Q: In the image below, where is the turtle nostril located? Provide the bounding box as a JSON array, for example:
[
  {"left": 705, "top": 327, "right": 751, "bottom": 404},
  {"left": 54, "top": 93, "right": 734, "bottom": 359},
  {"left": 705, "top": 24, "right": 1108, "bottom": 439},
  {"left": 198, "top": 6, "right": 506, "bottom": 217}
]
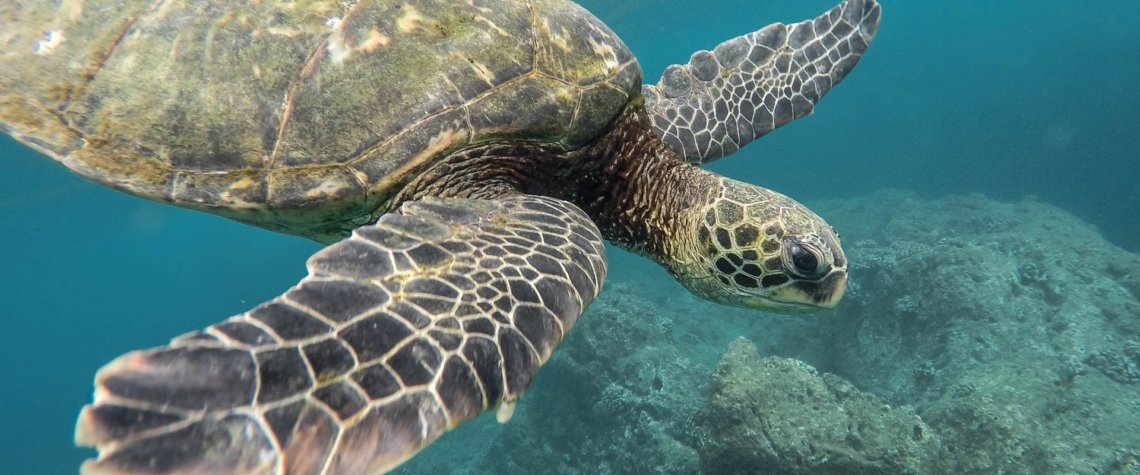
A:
[{"left": 832, "top": 252, "right": 847, "bottom": 269}]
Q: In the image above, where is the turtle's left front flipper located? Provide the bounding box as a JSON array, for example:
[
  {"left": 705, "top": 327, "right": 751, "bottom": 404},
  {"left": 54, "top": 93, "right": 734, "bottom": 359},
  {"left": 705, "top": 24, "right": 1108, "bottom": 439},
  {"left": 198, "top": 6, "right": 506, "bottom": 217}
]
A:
[
  {"left": 643, "top": 0, "right": 881, "bottom": 163},
  {"left": 75, "top": 195, "right": 605, "bottom": 475}
]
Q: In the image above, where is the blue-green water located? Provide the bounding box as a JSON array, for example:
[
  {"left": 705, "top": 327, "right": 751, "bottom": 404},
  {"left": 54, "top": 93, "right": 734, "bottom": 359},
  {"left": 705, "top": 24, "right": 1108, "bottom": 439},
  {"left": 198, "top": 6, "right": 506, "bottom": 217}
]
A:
[{"left": 2, "top": 1, "right": 1138, "bottom": 473}]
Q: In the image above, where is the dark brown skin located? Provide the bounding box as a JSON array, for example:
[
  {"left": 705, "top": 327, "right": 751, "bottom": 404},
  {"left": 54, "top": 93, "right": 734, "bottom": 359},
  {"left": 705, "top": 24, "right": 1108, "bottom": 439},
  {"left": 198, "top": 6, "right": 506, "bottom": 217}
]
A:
[
  {"left": 395, "top": 101, "right": 713, "bottom": 253},
  {"left": 394, "top": 101, "right": 847, "bottom": 311}
]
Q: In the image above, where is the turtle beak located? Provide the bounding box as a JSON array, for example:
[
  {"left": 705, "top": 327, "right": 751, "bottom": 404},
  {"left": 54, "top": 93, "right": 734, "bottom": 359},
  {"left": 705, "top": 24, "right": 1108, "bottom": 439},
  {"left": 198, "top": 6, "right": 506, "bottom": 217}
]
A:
[
  {"left": 762, "top": 269, "right": 847, "bottom": 313},
  {"left": 815, "top": 270, "right": 847, "bottom": 308}
]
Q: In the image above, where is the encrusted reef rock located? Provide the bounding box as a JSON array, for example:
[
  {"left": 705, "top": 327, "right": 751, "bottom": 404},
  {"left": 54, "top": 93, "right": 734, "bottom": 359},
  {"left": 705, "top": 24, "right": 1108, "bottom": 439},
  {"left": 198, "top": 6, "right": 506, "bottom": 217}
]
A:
[
  {"left": 764, "top": 191, "right": 1140, "bottom": 474},
  {"left": 699, "top": 338, "right": 940, "bottom": 474}
]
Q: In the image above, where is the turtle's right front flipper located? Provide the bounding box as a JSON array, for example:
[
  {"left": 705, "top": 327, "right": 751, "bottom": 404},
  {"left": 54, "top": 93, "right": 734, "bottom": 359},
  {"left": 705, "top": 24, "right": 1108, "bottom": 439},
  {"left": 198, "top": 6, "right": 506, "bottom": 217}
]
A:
[
  {"left": 75, "top": 195, "right": 605, "bottom": 475},
  {"left": 643, "top": 0, "right": 881, "bottom": 163}
]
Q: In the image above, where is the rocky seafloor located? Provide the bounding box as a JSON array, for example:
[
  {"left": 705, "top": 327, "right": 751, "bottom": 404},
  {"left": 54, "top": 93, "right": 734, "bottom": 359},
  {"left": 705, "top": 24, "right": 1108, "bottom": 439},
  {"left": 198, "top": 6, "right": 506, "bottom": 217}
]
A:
[{"left": 396, "top": 191, "right": 1140, "bottom": 474}]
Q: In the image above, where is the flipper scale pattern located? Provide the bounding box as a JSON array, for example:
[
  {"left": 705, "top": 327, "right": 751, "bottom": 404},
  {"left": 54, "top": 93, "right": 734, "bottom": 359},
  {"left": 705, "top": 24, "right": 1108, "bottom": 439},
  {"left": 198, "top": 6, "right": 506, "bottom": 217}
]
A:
[
  {"left": 76, "top": 195, "right": 605, "bottom": 475},
  {"left": 643, "top": 0, "right": 881, "bottom": 163}
]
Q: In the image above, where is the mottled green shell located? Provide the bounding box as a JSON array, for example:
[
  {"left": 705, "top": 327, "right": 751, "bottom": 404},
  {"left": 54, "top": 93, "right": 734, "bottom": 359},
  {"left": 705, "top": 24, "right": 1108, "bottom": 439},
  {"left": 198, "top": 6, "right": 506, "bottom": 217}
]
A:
[{"left": 0, "top": 0, "right": 640, "bottom": 238}]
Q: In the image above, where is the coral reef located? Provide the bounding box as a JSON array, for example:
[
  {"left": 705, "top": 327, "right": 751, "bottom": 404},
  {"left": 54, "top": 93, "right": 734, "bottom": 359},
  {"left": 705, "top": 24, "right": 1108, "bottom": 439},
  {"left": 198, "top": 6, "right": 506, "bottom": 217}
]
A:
[
  {"left": 396, "top": 191, "right": 1140, "bottom": 474},
  {"left": 760, "top": 191, "right": 1140, "bottom": 474},
  {"left": 699, "top": 338, "right": 940, "bottom": 474},
  {"left": 1085, "top": 340, "right": 1140, "bottom": 384}
]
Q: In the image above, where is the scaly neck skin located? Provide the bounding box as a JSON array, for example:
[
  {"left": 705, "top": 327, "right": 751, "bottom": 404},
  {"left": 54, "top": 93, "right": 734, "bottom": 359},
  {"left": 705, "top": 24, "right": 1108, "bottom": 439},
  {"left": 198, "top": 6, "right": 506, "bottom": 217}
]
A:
[
  {"left": 390, "top": 102, "right": 718, "bottom": 269},
  {"left": 571, "top": 103, "right": 718, "bottom": 264}
]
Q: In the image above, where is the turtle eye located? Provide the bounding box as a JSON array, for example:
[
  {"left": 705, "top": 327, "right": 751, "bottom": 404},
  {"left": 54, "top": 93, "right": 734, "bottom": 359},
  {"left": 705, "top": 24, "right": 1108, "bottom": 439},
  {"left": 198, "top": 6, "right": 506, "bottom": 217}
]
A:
[{"left": 788, "top": 242, "right": 821, "bottom": 276}]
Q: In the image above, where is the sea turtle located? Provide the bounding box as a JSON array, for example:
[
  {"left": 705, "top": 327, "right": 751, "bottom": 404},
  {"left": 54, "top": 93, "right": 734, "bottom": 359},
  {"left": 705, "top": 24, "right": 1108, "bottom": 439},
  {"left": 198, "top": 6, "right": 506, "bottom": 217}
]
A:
[{"left": 0, "top": 0, "right": 878, "bottom": 473}]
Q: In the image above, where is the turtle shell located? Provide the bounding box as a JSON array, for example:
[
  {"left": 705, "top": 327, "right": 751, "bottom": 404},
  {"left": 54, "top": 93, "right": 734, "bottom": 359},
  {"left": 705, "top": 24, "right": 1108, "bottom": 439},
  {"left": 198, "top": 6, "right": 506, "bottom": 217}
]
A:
[{"left": 0, "top": 0, "right": 641, "bottom": 239}]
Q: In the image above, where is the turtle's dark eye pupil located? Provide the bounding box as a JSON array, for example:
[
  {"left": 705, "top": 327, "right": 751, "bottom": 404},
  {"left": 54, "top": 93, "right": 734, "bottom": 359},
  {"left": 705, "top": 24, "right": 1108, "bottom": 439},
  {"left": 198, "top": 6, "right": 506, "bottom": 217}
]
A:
[{"left": 790, "top": 244, "right": 818, "bottom": 273}]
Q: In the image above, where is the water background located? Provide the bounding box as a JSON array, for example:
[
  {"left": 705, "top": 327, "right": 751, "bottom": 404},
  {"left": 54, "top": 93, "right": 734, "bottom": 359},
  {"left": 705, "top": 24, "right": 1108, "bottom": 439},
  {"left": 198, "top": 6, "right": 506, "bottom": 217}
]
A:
[{"left": 1, "top": 1, "right": 1138, "bottom": 473}]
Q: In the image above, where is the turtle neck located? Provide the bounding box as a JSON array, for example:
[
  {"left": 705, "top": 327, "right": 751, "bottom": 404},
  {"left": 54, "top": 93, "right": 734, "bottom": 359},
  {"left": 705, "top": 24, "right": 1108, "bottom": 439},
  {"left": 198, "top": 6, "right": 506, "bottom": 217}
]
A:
[
  {"left": 568, "top": 102, "right": 721, "bottom": 262},
  {"left": 383, "top": 100, "right": 721, "bottom": 267}
]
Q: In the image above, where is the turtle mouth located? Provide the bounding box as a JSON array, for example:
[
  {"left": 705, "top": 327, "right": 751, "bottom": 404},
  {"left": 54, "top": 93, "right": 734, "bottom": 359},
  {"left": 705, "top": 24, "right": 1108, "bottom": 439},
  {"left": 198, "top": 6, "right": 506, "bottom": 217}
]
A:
[
  {"left": 762, "top": 269, "right": 847, "bottom": 313},
  {"left": 681, "top": 267, "right": 847, "bottom": 313}
]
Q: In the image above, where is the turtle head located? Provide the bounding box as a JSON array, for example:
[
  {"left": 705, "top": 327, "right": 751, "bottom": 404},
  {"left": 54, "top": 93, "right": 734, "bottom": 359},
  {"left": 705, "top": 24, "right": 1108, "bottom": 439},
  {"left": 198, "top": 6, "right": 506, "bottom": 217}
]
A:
[{"left": 669, "top": 178, "right": 847, "bottom": 313}]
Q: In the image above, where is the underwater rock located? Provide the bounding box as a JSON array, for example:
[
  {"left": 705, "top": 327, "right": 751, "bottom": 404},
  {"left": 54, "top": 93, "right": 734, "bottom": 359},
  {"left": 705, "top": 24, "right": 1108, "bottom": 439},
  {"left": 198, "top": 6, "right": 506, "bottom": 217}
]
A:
[
  {"left": 1084, "top": 342, "right": 1140, "bottom": 385},
  {"left": 759, "top": 191, "right": 1140, "bottom": 474},
  {"left": 699, "top": 338, "right": 940, "bottom": 474}
]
